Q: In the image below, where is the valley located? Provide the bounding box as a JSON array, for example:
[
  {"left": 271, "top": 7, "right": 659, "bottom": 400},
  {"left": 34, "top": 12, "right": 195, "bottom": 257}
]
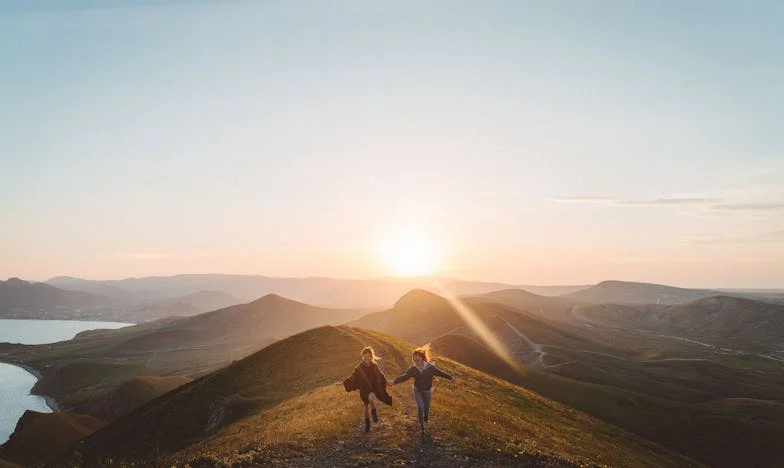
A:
[{"left": 0, "top": 279, "right": 782, "bottom": 467}]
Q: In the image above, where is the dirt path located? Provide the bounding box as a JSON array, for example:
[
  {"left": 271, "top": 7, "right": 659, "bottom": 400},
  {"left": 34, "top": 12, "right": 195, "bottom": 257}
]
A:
[
  {"left": 500, "top": 318, "right": 546, "bottom": 366},
  {"left": 272, "top": 390, "right": 479, "bottom": 467}
]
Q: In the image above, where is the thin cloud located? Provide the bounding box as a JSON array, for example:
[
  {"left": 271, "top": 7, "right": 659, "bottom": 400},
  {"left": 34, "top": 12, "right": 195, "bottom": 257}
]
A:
[
  {"left": 548, "top": 196, "right": 718, "bottom": 206},
  {"left": 708, "top": 203, "right": 784, "bottom": 212},
  {"left": 122, "top": 252, "right": 188, "bottom": 260},
  {"left": 548, "top": 196, "right": 615, "bottom": 204},
  {"left": 683, "top": 230, "right": 784, "bottom": 244},
  {"left": 616, "top": 197, "right": 719, "bottom": 206}
]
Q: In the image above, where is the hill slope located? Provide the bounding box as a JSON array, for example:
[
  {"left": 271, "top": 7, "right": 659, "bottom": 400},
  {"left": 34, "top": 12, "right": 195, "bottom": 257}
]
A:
[
  {"left": 575, "top": 295, "right": 784, "bottom": 351},
  {"left": 81, "top": 375, "right": 191, "bottom": 421},
  {"left": 350, "top": 289, "right": 615, "bottom": 364},
  {"left": 0, "top": 278, "right": 109, "bottom": 319},
  {"left": 0, "top": 294, "right": 365, "bottom": 411},
  {"left": 353, "top": 290, "right": 784, "bottom": 467},
  {"left": 0, "top": 411, "right": 105, "bottom": 466},
  {"left": 51, "top": 326, "right": 693, "bottom": 467},
  {"left": 564, "top": 280, "right": 720, "bottom": 305}
]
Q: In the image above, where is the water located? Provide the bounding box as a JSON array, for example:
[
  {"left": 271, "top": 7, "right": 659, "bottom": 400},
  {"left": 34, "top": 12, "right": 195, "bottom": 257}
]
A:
[
  {"left": 0, "top": 319, "right": 132, "bottom": 345},
  {"left": 0, "top": 319, "right": 132, "bottom": 444}
]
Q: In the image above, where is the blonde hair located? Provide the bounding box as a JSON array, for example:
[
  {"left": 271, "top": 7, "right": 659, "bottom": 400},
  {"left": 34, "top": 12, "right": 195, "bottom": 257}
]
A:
[
  {"left": 413, "top": 343, "right": 432, "bottom": 362},
  {"left": 360, "top": 346, "right": 378, "bottom": 363}
]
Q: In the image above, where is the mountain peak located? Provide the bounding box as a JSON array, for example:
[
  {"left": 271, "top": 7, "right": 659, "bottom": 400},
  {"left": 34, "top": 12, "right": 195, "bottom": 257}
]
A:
[
  {"left": 393, "top": 288, "right": 448, "bottom": 311},
  {"left": 250, "top": 293, "right": 303, "bottom": 307},
  {"left": 4, "top": 277, "right": 30, "bottom": 286}
]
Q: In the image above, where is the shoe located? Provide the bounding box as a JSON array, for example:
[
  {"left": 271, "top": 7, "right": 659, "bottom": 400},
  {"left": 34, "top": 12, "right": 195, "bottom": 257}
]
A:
[
  {"left": 371, "top": 408, "right": 379, "bottom": 422},
  {"left": 365, "top": 418, "right": 371, "bottom": 433}
]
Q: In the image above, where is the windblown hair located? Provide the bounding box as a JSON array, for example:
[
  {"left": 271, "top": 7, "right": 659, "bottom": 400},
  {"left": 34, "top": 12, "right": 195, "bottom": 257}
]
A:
[
  {"left": 360, "top": 346, "right": 378, "bottom": 363},
  {"left": 413, "top": 343, "right": 432, "bottom": 362}
]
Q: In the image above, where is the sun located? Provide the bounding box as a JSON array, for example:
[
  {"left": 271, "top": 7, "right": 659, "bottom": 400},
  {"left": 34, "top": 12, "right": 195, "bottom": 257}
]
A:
[{"left": 378, "top": 228, "right": 438, "bottom": 277}]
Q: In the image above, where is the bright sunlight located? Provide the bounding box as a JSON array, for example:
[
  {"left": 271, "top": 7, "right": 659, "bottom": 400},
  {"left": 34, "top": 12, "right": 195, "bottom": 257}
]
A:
[{"left": 378, "top": 228, "right": 438, "bottom": 277}]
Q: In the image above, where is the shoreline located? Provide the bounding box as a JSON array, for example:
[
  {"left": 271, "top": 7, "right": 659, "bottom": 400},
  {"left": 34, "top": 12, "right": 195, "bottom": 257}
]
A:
[{"left": 0, "top": 360, "right": 60, "bottom": 412}]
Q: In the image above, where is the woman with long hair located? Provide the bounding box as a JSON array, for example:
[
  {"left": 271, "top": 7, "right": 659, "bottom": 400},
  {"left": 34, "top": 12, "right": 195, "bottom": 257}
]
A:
[
  {"left": 343, "top": 346, "right": 393, "bottom": 433},
  {"left": 389, "top": 343, "right": 454, "bottom": 433}
]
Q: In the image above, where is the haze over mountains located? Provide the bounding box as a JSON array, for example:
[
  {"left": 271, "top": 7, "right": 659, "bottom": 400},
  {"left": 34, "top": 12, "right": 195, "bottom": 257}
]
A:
[
  {"left": 44, "top": 274, "right": 590, "bottom": 308},
  {"left": 5, "top": 274, "right": 782, "bottom": 324},
  {"left": 1, "top": 277, "right": 783, "bottom": 466}
]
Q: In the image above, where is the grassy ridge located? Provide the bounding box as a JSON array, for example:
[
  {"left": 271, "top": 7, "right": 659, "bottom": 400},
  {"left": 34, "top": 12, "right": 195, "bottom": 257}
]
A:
[
  {"left": 432, "top": 333, "right": 784, "bottom": 468},
  {"left": 53, "top": 326, "right": 694, "bottom": 467},
  {"left": 80, "top": 375, "right": 191, "bottom": 421},
  {"left": 0, "top": 411, "right": 106, "bottom": 467}
]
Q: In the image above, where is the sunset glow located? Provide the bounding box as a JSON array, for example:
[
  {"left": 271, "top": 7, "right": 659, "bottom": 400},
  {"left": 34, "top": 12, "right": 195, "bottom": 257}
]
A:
[{"left": 378, "top": 229, "right": 438, "bottom": 277}]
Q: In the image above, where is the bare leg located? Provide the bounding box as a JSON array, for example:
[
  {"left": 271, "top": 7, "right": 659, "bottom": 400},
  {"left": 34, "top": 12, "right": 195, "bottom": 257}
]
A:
[
  {"left": 363, "top": 401, "right": 371, "bottom": 433},
  {"left": 368, "top": 393, "right": 379, "bottom": 422}
]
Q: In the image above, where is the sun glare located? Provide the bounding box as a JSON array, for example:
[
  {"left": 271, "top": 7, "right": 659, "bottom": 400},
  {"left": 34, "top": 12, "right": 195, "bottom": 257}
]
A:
[{"left": 378, "top": 229, "right": 438, "bottom": 277}]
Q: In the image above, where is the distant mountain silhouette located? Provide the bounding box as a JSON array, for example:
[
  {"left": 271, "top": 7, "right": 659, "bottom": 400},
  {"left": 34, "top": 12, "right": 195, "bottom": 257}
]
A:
[
  {"left": 121, "top": 290, "right": 244, "bottom": 321},
  {"left": 43, "top": 274, "right": 589, "bottom": 309},
  {"left": 0, "top": 278, "right": 109, "bottom": 319},
  {"left": 563, "top": 280, "right": 721, "bottom": 305},
  {"left": 577, "top": 295, "right": 784, "bottom": 349},
  {"left": 473, "top": 288, "right": 580, "bottom": 322}
]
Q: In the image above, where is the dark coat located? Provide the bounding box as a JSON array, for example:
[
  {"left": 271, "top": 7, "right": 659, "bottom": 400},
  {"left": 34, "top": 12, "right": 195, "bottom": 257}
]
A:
[{"left": 343, "top": 361, "right": 393, "bottom": 405}]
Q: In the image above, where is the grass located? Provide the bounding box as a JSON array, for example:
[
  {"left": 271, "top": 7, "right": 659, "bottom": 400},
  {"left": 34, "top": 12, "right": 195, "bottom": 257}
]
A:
[
  {"left": 0, "top": 411, "right": 106, "bottom": 467},
  {"left": 52, "top": 326, "right": 695, "bottom": 467},
  {"left": 432, "top": 334, "right": 784, "bottom": 468}
]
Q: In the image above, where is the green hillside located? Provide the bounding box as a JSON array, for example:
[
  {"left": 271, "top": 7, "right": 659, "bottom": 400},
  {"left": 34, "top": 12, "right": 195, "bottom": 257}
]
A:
[
  {"left": 0, "top": 294, "right": 362, "bottom": 410},
  {"left": 80, "top": 375, "right": 191, "bottom": 421},
  {"left": 51, "top": 326, "right": 693, "bottom": 467},
  {"left": 0, "top": 411, "right": 106, "bottom": 467},
  {"left": 432, "top": 334, "right": 784, "bottom": 468}
]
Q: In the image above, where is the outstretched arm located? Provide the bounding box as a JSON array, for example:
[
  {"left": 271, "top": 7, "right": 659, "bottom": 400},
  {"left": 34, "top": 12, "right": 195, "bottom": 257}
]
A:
[
  {"left": 390, "top": 367, "right": 414, "bottom": 385},
  {"left": 432, "top": 366, "right": 454, "bottom": 381},
  {"left": 343, "top": 373, "right": 358, "bottom": 392}
]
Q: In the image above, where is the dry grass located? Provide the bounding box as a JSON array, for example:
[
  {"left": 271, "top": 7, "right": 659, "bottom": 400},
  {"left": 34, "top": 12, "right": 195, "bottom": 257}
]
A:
[{"left": 154, "top": 327, "right": 693, "bottom": 467}]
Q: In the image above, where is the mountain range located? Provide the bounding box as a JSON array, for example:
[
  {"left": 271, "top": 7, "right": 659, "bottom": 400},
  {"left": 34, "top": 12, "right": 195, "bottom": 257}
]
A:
[{"left": 1, "top": 279, "right": 783, "bottom": 466}]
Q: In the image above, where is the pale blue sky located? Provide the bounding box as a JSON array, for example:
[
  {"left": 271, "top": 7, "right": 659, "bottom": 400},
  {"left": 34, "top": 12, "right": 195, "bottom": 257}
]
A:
[{"left": 1, "top": 1, "right": 782, "bottom": 287}]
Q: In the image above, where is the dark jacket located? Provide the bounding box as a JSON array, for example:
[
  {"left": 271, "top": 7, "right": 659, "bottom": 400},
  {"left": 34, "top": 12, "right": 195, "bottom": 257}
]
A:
[
  {"left": 392, "top": 362, "right": 453, "bottom": 391},
  {"left": 343, "top": 362, "right": 393, "bottom": 405}
]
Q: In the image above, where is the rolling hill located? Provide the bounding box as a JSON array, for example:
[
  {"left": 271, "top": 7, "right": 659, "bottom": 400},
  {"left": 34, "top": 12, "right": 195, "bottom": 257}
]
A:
[
  {"left": 44, "top": 274, "right": 590, "bottom": 309},
  {"left": 574, "top": 295, "right": 784, "bottom": 351},
  {"left": 431, "top": 333, "right": 784, "bottom": 468},
  {"left": 350, "top": 289, "right": 784, "bottom": 467},
  {"left": 0, "top": 278, "right": 110, "bottom": 319},
  {"left": 563, "top": 280, "right": 721, "bottom": 305},
  {"left": 49, "top": 326, "right": 693, "bottom": 467},
  {"left": 81, "top": 375, "right": 192, "bottom": 421},
  {"left": 350, "top": 289, "right": 616, "bottom": 365},
  {"left": 0, "top": 294, "right": 366, "bottom": 411},
  {"left": 0, "top": 411, "right": 106, "bottom": 467}
]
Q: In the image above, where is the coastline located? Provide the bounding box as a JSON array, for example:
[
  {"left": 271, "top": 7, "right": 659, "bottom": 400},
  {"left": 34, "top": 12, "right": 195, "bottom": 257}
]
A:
[{"left": 0, "top": 360, "right": 60, "bottom": 412}]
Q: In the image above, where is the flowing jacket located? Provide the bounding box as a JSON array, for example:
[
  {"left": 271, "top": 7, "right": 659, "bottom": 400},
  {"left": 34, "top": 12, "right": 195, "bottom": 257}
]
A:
[{"left": 343, "top": 362, "right": 393, "bottom": 405}]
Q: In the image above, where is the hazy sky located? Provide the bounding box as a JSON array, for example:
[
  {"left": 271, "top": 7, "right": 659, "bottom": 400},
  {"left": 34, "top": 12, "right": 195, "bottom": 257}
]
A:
[{"left": 1, "top": 1, "right": 782, "bottom": 287}]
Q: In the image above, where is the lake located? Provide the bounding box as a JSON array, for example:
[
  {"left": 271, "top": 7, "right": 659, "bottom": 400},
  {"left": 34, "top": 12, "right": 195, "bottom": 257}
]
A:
[{"left": 0, "top": 319, "right": 132, "bottom": 444}]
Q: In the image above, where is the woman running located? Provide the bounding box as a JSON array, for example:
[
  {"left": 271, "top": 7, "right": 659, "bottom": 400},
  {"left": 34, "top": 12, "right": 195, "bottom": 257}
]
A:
[
  {"left": 343, "top": 346, "right": 393, "bottom": 433},
  {"left": 389, "top": 343, "right": 454, "bottom": 433}
]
